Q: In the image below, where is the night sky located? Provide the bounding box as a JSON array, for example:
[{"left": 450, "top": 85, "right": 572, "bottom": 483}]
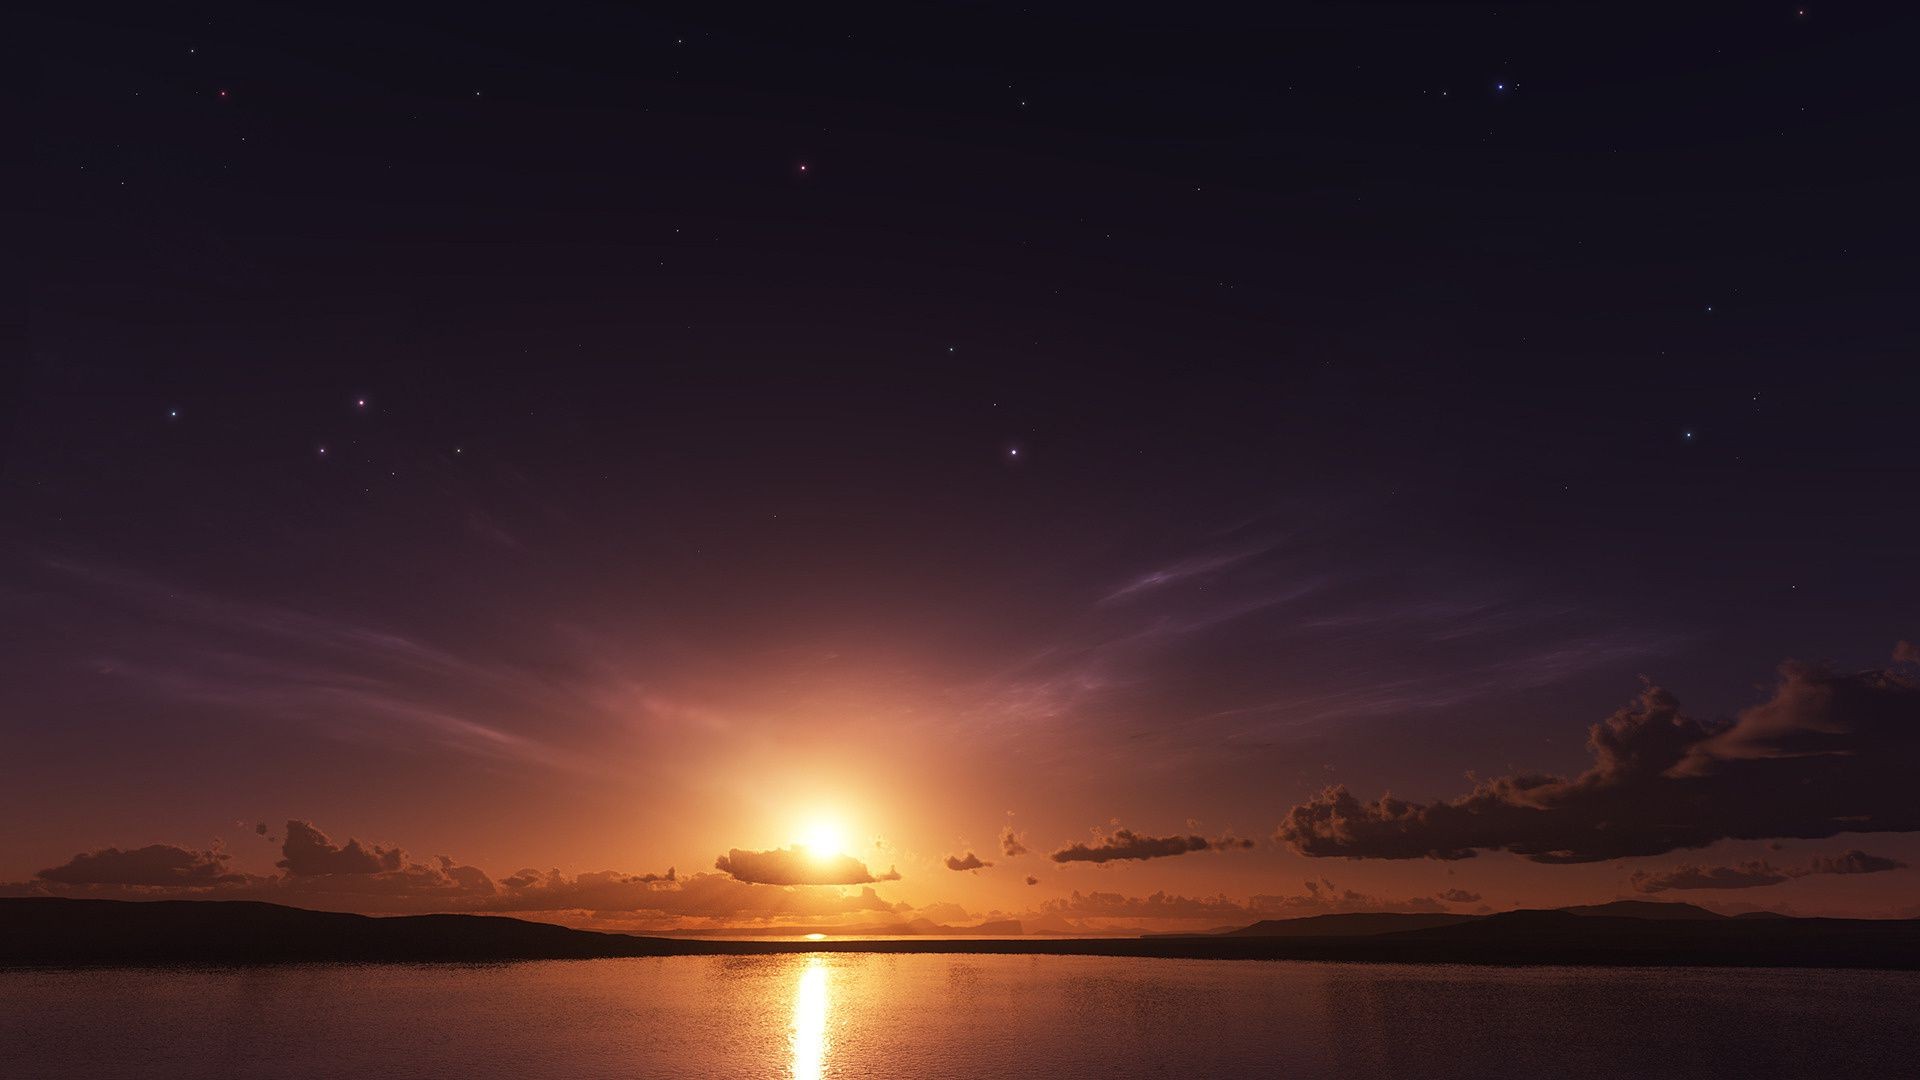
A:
[{"left": 8, "top": 2, "right": 1919, "bottom": 929}]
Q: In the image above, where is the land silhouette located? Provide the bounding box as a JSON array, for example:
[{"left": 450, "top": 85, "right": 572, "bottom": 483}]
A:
[{"left": 5, "top": 897, "right": 1918, "bottom": 969}]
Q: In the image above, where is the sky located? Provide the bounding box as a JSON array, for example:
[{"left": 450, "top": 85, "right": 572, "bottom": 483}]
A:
[{"left": 7, "top": 2, "right": 1919, "bottom": 931}]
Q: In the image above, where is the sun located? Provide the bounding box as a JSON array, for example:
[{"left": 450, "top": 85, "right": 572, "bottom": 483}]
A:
[{"left": 798, "top": 820, "right": 846, "bottom": 860}]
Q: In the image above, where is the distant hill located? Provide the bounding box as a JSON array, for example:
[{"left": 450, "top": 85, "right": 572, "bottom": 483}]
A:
[
  {"left": 1560, "top": 900, "right": 1725, "bottom": 920},
  {"left": 0, "top": 898, "right": 681, "bottom": 966},
  {"left": 7, "top": 897, "right": 1920, "bottom": 970},
  {"left": 1223, "top": 913, "right": 1477, "bottom": 937}
]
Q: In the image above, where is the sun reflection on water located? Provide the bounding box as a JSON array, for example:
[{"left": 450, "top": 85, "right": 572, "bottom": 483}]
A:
[{"left": 790, "top": 957, "right": 831, "bottom": 1079}]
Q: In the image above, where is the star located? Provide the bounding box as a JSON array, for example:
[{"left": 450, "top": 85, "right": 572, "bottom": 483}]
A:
[
  {"left": 167, "top": 409, "right": 178, "bottom": 419},
  {"left": 355, "top": 398, "right": 367, "bottom": 409}
]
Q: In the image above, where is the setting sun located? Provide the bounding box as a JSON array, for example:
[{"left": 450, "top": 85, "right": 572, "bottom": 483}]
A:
[{"left": 798, "top": 821, "right": 846, "bottom": 860}]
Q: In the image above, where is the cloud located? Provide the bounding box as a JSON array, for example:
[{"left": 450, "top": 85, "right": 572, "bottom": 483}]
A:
[
  {"left": 476, "top": 869, "right": 902, "bottom": 922},
  {"left": 36, "top": 561, "right": 602, "bottom": 775},
  {"left": 1631, "top": 860, "right": 1791, "bottom": 892},
  {"left": 277, "top": 820, "right": 405, "bottom": 876},
  {"left": 999, "top": 826, "right": 1029, "bottom": 857},
  {"left": 1026, "top": 875, "right": 1040, "bottom": 885},
  {"left": 1050, "top": 827, "right": 1255, "bottom": 865},
  {"left": 1100, "top": 543, "right": 1276, "bottom": 604},
  {"left": 1808, "top": 849, "right": 1908, "bottom": 875},
  {"left": 37, "top": 844, "right": 249, "bottom": 887},
  {"left": 944, "top": 852, "right": 992, "bottom": 872},
  {"left": 1037, "top": 878, "right": 1473, "bottom": 923},
  {"left": 1043, "top": 890, "right": 1253, "bottom": 920},
  {"left": 1278, "top": 657, "right": 1920, "bottom": 863},
  {"left": 1631, "top": 849, "right": 1910, "bottom": 893},
  {"left": 714, "top": 846, "right": 901, "bottom": 886}
]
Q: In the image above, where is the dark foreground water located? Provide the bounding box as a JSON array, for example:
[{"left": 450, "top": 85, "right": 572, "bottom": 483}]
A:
[{"left": 3, "top": 955, "right": 1916, "bottom": 1078}]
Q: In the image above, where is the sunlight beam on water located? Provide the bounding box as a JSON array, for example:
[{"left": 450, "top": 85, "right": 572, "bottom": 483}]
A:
[{"left": 790, "top": 957, "right": 831, "bottom": 1080}]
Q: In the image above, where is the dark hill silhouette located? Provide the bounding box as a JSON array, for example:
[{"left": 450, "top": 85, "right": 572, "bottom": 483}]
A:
[
  {"left": 1560, "top": 900, "right": 1724, "bottom": 920},
  {"left": 1223, "top": 912, "right": 1476, "bottom": 937},
  {"left": 0, "top": 899, "right": 684, "bottom": 965},
  {"left": 6, "top": 897, "right": 1920, "bottom": 970}
]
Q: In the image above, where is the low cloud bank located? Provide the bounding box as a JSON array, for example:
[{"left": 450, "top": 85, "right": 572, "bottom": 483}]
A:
[
  {"left": 14, "top": 820, "right": 908, "bottom": 925},
  {"left": 1631, "top": 849, "right": 1909, "bottom": 893}
]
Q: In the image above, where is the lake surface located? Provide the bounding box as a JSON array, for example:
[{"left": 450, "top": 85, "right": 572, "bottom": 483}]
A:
[{"left": 4, "top": 954, "right": 1915, "bottom": 1078}]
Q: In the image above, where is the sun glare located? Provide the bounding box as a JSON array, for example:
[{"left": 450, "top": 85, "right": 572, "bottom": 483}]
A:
[{"left": 799, "top": 821, "right": 846, "bottom": 860}]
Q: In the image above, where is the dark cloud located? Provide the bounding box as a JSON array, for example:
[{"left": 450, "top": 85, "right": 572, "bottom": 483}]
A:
[
  {"left": 277, "top": 820, "right": 404, "bottom": 876},
  {"left": 1809, "top": 849, "right": 1908, "bottom": 875},
  {"left": 1632, "top": 849, "right": 1910, "bottom": 893},
  {"left": 1050, "top": 827, "right": 1255, "bottom": 865},
  {"left": 1025, "top": 875, "right": 1040, "bottom": 885},
  {"left": 1037, "top": 878, "right": 1471, "bottom": 922},
  {"left": 1631, "top": 860, "right": 1791, "bottom": 892},
  {"left": 1279, "top": 659, "right": 1920, "bottom": 863},
  {"left": 944, "top": 851, "right": 991, "bottom": 872},
  {"left": 1044, "top": 889, "right": 1253, "bottom": 920},
  {"left": 999, "top": 826, "right": 1028, "bottom": 857},
  {"left": 37, "top": 844, "right": 247, "bottom": 886},
  {"left": 714, "top": 846, "right": 901, "bottom": 886},
  {"left": 254, "top": 822, "right": 268, "bottom": 836}
]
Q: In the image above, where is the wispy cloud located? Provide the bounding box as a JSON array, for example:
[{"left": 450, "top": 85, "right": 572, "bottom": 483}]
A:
[
  {"left": 1099, "top": 542, "right": 1281, "bottom": 604},
  {"left": 44, "top": 560, "right": 605, "bottom": 772}
]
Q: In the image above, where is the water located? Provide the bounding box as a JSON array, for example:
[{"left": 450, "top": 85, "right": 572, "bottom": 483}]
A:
[{"left": 3, "top": 955, "right": 1914, "bottom": 1078}]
